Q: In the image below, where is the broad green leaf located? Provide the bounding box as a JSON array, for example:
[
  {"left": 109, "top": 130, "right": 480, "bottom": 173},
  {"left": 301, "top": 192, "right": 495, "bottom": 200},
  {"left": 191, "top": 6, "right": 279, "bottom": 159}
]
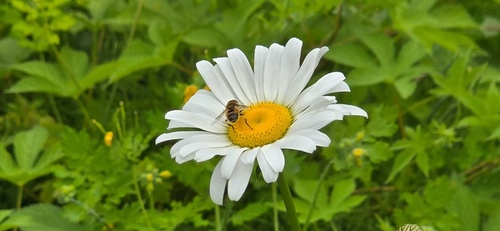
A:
[
  {"left": 346, "top": 67, "right": 386, "bottom": 86},
  {"left": 14, "top": 126, "right": 49, "bottom": 169},
  {"left": 1, "top": 204, "right": 88, "bottom": 231},
  {"left": 60, "top": 46, "right": 88, "bottom": 80},
  {"left": 293, "top": 178, "right": 327, "bottom": 204},
  {"left": 359, "top": 33, "right": 394, "bottom": 67},
  {"left": 366, "top": 142, "right": 394, "bottom": 164},
  {"left": 6, "top": 77, "right": 63, "bottom": 95},
  {"left": 0, "top": 126, "right": 62, "bottom": 186},
  {"left": 79, "top": 61, "right": 119, "bottom": 89},
  {"left": 394, "top": 76, "right": 416, "bottom": 99},
  {"left": 326, "top": 42, "right": 375, "bottom": 68},
  {"left": 330, "top": 179, "right": 356, "bottom": 208},
  {"left": 0, "top": 146, "right": 16, "bottom": 173}
]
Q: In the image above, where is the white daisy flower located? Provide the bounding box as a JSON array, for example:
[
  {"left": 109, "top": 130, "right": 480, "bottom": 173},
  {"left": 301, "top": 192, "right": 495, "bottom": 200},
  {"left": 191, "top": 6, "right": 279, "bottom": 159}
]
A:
[{"left": 156, "top": 38, "right": 367, "bottom": 205}]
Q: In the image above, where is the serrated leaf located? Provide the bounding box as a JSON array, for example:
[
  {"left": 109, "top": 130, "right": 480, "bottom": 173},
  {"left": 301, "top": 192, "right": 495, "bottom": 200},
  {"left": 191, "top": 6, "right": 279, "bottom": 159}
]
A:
[
  {"left": 0, "top": 126, "right": 62, "bottom": 186},
  {"left": 359, "top": 33, "right": 394, "bottom": 67},
  {"left": 415, "top": 151, "right": 430, "bottom": 177},
  {"left": 386, "top": 149, "right": 416, "bottom": 183},
  {"left": 330, "top": 179, "right": 356, "bottom": 208},
  {"left": 294, "top": 178, "right": 327, "bottom": 204},
  {"left": 14, "top": 126, "right": 48, "bottom": 169}
]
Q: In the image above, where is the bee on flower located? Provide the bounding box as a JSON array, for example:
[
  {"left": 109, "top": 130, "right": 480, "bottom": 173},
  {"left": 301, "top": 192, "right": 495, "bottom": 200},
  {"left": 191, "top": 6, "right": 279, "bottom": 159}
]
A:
[{"left": 156, "top": 38, "right": 367, "bottom": 205}]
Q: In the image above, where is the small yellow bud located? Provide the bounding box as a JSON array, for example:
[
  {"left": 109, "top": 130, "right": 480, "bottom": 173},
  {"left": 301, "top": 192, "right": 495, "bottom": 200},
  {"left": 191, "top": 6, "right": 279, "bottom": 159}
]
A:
[
  {"left": 60, "top": 185, "right": 75, "bottom": 194},
  {"left": 355, "top": 131, "right": 364, "bottom": 141},
  {"left": 183, "top": 85, "right": 199, "bottom": 103},
  {"left": 146, "top": 173, "right": 154, "bottom": 182},
  {"left": 352, "top": 148, "right": 365, "bottom": 157},
  {"left": 159, "top": 170, "right": 172, "bottom": 179},
  {"left": 104, "top": 131, "right": 113, "bottom": 146}
]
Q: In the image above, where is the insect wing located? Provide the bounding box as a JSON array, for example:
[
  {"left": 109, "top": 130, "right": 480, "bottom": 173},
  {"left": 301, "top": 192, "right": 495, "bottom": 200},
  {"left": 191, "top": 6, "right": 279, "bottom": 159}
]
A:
[{"left": 211, "top": 110, "right": 226, "bottom": 125}]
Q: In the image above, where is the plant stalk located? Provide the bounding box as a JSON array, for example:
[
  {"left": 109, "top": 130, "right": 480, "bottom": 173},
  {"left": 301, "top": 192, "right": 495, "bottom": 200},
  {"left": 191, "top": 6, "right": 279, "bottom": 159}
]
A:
[{"left": 277, "top": 173, "right": 301, "bottom": 231}]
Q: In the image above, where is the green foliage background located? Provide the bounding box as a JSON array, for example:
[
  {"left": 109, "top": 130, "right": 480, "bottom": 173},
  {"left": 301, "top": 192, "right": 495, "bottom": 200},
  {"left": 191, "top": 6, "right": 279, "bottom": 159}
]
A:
[{"left": 0, "top": 0, "right": 499, "bottom": 230}]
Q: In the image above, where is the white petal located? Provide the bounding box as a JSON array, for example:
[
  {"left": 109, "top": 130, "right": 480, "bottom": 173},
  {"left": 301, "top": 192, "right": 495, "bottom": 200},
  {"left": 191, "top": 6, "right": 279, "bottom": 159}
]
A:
[
  {"left": 276, "top": 38, "right": 303, "bottom": 104},
  {"left": 291, "top": 72, "right": 345, "bottom": 115},
  {"left": 241, "top": 148, "right": 259, "bottom": 164},
  {"left": 257, "top": 149, "right": 279, "bottom": 183},
  {"left": 166, "top": 110, "right": 226, "bottom": 133},
  {"left": 290, "top": 129, "right": 331, "bottom": 147},
  {"left": 274, "top": 135, "right": 317, "bottom": 153},
  {"left": 289, "top": 111, "right": 338, "bottom": 133},
  {"left": 328, "top": 104, "right": 368, "bottom": 118},
  {"left": 155, "top": 131, "right": 207, "bottom": 144},
  {"left": 221, "top": 148, "right": 247, "bottom": 179},
  {"left": 194, "top": 146, "right": 237, "bottom": 162},
  {"left": 328, "top": 81, "right": 350, "bottom": 93},
  {"left": 227, "top": 159, "right": 254, "bottom": 201},
  {"left": 263, "top": 44, "right": 284, "bottom": 101},
  {"left": 227, "top": 48, "right": 257, "bottom": 103},
  {"left": 178, "top": 136, "right": 232, "bottom": 158},
  {"left": 210, "top": 160, "right": 227, "bottom": 205},
  {"left": 171, "top": 134, "right": 228, "bottom": 158},
  {"left": 196, "top": 60, "right": 235, "bottom": 104},
  {"left": 261, "top": 144, "right": 285, "bottom": 173},
  {"left": 175, "top": 152, "right": 195, "bottom": 164},
  {"left": 183, "top": 90, "right": 225, "bottom": 118},
  {"left": 213, "top": 58, "right": 250, "bottom": 104},
  {"left": 253, "top": 45, "right": 268, "bottom": 102},
  {"left": 284, "top": 46, "right": 329, "bottom": 106}
]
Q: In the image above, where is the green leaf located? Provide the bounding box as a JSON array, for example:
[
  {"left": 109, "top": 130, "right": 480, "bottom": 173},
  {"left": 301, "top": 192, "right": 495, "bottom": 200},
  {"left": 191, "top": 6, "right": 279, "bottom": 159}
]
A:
[
  {"left": 415, "top": 151, "right": 429, "bottom": 177},
  {"left": 182, "top": 28, "right": 229, "bottom": 47},
  {"left": 326, "top": 42, "right": 376, "bottom": 68},
  {"left": 386, "top": 148, "right": 416, "bottom": 183},
  {"left": 14, "top": 126, "right": 48, "bottom": 169},
  {"left": 449, "top": 184, "right": 480, "bottom": 231},
  {"left": 60, "top": 46, "right": 88, "bottom": 80},
  {"left": 0, "top": 126, "right": 62, "bottom": 186},
  {"left": 484, "top": 210, "right": 500, "bottom": 231},
  {"left": 430, "top": 4, "right": 477, "bottom": 29},
  {"left": 330, "top": 179, "right": 356, "bottom": 208},
  {"left": 359, "top": 33, "right": 394, "bottom": 67},
  {"left": 1, "top": 204, "right": 88, "bottom": 231},
  {"left": 231, "top": 202, "right": 270, "bottom": 225}
]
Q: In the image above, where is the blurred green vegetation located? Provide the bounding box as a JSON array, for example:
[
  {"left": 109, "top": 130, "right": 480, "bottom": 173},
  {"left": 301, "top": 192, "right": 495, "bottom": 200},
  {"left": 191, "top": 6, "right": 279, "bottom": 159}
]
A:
[{"left": 0, "top": 0, "right": 499, "bottom": 230}]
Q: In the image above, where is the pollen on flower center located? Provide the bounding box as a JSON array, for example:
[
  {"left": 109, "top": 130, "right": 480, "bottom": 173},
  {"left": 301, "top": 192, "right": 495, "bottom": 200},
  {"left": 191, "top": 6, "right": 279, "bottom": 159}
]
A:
[{"left": 228, "top": 102, "right": 292, "bottom": 148}]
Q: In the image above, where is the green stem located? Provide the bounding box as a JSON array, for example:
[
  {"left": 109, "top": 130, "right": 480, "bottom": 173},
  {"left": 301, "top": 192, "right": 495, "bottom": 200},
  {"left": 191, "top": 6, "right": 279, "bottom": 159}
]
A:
[
  {"left": 47, "top": 94, "right": 62, "bottom": 123},
  {"left": 215, "top": 205, "right": 221, "bottom": 231},
  {"left": 303, "top": 158, "right": 335, "bottom": 231},
  {"left": 277, "top": 173, "right": 301, "bottom": 231},
  {"left": 132, "top": 166, "right": 154, "bottom": 230},
  {"left": 14, "top": 185, "right": 23, "bottom": 231},
  {"left": 272, "top": 183, "right": 279, "bottom": 231},
  {"left": 148, "top": 190, "right": 154, "bottom": 210}
]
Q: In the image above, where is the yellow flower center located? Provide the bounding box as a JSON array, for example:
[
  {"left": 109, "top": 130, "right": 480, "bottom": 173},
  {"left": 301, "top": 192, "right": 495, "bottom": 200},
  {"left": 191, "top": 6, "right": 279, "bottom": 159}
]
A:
[{"left": 228, "top": 102, "right": 292, "bottom": 148}]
